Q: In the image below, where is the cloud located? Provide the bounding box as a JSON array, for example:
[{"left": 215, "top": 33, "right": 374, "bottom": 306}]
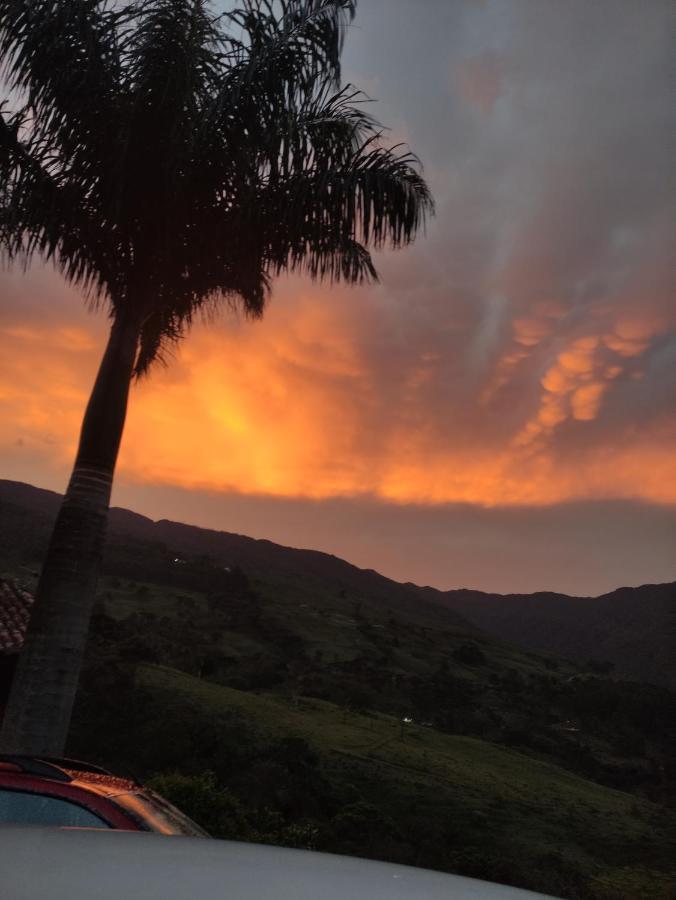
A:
[
  {"left": 570, "top": 382, "right": 606, "bottom": 422},
  {"left": 455, "top": 51, "right": 506, "bottom": 116},
  {"left": 1, "top": 283, "right": 674, "bottom": 508},
  {"left": 1, "top": 0, "right": 674, "bottom": 593}
]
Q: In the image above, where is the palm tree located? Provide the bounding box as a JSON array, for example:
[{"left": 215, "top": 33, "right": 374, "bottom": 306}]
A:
[{"left": 0, "top": 0, "right": 432, "bottom": 756}]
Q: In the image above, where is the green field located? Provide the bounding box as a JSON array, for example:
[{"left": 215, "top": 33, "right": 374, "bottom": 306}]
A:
[{"left": 112, "top": 663, "right": 674, "bottom": 900}]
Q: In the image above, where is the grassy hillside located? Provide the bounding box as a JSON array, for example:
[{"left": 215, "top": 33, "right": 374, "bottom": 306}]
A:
[
  {"left": 53, "top": 566, "right": 676, "bottom": 899},
  {"left": 70, "top": 660, "right": 676, "bottom": 899},
  {"left": 1, "top": 479, "right": 675, "bottom": 897}
]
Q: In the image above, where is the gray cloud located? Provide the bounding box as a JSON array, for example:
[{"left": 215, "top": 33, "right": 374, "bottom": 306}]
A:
[
  {"left": 1, "top": 0, "right": 674, "bottom": 593},
  {"left": 337, "top": 0, "right": 676, "bottom": 458}
]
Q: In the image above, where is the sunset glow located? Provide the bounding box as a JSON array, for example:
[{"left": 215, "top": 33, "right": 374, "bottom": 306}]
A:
[
  {"left": 1, "top": 0, "right": 674, "bottom": 595},
  {"left": 1, "top": 280, "right": 674, "bottom": 509}
]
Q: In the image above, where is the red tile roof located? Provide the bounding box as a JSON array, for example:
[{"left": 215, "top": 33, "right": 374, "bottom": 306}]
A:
[{"left": 0, "top": 579, "right": 34, "bottom": 654}]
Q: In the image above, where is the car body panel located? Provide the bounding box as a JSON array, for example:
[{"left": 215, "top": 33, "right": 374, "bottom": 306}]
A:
[
  {"left": 0, "top": 765, "right": 207, "bottom": 834},
  {"left": 0, "top": 827, "right": 558, "bottom": 900},
  {"left": 0, "top": 774, "right": 140, "bottom": 830}
]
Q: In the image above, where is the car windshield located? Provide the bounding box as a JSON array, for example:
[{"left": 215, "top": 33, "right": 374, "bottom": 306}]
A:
[
  {"left": 0, "top": 789, "right": 111, "bottom": 829},
  {"left": 113, "top": 790, "right": 209, "bottom": 837}
]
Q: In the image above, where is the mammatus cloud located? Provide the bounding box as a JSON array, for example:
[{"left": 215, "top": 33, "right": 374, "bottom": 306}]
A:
[
  {"left": 514, "top": 311, "right": 669, "bottom": 446},
  {"left": 1, "top": 273, "right": 674, "bottom": 506},
  {"left": 1, "top": 0, "right": 674, "bottom": 592}
]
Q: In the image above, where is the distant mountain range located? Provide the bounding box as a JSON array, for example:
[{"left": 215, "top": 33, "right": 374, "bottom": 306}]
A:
[
  {"left": 425, "top": 582, "right": 675, "bottom": 689},
  {"left": 0, "top": 478, "right": 673, "bottom": 687}
]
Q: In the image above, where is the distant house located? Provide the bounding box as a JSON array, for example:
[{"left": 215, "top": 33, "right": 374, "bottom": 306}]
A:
[{"left": 0, "top": 579, "right": 33, "bottom": 714}]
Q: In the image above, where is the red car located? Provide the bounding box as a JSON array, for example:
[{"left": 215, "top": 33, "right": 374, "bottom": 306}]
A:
[
  {"left": 0, "top": 755, "right": 208, "bottom": 835},
  {"left": 0, "top": 756, "right": 556, "bottom": 899}
]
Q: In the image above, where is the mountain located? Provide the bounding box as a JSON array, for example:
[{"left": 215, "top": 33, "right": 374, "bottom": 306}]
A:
[
  {"left": 1, "top": 478, "right": 673, "bottom": 686},
  {"left": 2, "top": 478, "right": 675, "bottom": 898},
  {"left": 0, "top": 479, "right": 472, "bottom": 634},
  {"left": 422, "top": 584, "right": 676, "bottom": 690}
]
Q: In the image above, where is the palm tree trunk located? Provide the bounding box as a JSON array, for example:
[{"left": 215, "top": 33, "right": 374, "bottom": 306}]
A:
[{"left": 0, "top": 313, "right": 140, "bottom": 756}]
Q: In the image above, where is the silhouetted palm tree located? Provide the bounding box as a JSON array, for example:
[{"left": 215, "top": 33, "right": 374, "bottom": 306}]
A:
[{"left": 0, "top": 0, "right": 432, "bottom": 754}]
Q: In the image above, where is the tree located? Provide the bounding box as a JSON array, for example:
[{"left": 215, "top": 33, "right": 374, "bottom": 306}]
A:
[{"left": 0, "top": 0, "right": 432, "bottom": 755}]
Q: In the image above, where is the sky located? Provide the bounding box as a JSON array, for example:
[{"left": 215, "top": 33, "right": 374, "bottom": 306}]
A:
[{"left": 1, "top": 0, "right": 675, "bottom": 596}]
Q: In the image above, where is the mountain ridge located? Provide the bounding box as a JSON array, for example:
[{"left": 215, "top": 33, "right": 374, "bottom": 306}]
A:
[
  {"left": 2, "top": 480, "right": 675, "bottom": 897},
  {"left": 1, "top": 478, "right": 673, "bottom": 685}
]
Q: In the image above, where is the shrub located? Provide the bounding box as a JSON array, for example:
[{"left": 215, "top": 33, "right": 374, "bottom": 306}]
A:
[
  {"left": 147, "top": 771, "right": 250, "bottom": 839},
  {"left": 452, "top": 644, "right": 486, "bottom": 666}
]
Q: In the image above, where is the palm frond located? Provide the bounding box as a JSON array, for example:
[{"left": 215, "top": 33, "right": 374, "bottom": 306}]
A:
[
  {"left": 1, "top": 0, "right": 433, "bottom": 373},
  {"left": 0, "top": 104, "right": 117, "bottom": 299},
  {"left": 0, "top": 1, "right": 127, "bottom": 162},
  {"left": 226, "top": 1, "right": 355, "bottom": 90}
]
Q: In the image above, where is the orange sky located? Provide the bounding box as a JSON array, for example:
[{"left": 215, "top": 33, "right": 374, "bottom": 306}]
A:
[
  {"left": 1, "top": 266, "right": 674, "bottom": 510},
  {"left": 1, "top": 0, "right": 674, "bottom": 594}
]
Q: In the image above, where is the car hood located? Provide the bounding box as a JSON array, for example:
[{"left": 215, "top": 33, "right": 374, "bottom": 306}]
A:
[{"left": 0, "top": 827, "right": 557, "bottom": 900}]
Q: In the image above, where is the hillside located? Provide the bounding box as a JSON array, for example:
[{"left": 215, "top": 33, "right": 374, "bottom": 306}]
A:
[
  {"left": 2, "top": 479, "right": 676, "bottom": 897},
  {"left": 424, "top": 584, "right": 676, "bottom": 690},
  {"left": 0, "top": 479, "right": 472, "bottom": 634},
  {"left": 89, "top": 661, "right": 676, "bottom": 900},
  {"left": 1, "top": 478, "right": 673, "bottom": 685}
]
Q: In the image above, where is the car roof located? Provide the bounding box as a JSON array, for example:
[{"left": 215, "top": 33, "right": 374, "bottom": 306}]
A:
[
  {"left": 0, "top": 755, "right": 138, "bottom": 797},
  {"left": 0, "top": 828, "right": 558, "bottom": 900},
  {"left": 59, "top": 769, "right": 138, "bottom": 797}
]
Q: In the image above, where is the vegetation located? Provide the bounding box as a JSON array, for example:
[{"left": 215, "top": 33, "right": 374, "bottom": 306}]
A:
[
  {"left": 97, "top": 665, "right": 673, "bottom": 896},
  {"left": 0, "top": 0, "right": 432, "bottom": 755},
  {"left": 3, "top": 509, "right": 674, "bottom": 897},
  {"left": 69, "top": 646, "right": 675, "bottom": 899}
]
